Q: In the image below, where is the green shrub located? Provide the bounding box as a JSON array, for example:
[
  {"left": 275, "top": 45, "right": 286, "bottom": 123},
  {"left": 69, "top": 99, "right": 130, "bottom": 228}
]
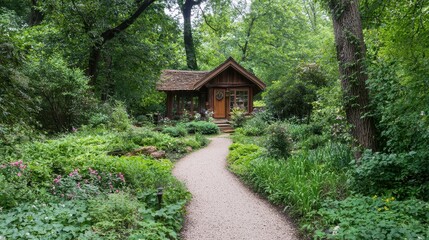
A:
[
  {"left": 51, "top": 168, "right": 126, "bottom": 200},
  {"left": 265, "top": 122, "right": 293, "bottom": 158},
  {"left": 227, "top": 143, "right": 262, "bottom": 175},
  {"left": 0, "top": 125, "right": 191, "bottom": 238},
  {"left": 162, "top": 124, "right": 188, "bottom": 137},
  {"left": 89, "top": 193, "right": 143, "bottom": 238},
  {"left": 349, "top": 150, "right": 429, "bottom": 200},
  {"left": 108, "top": 101, "right": 132, "bottom": 131},
  {"left": 0, "top": 200, "right": 97, "bottom": 239},
  {"left": 24, "top": 55, "right": 94, "bottom": 132},
  {"left": 241, "top": 114, "right": 269, "bottom": 136},
  {"left": 0, "top": 160, "right": 34, "bottom": 209},
  {"left": 230, "top": 108, "right": 246, "bottom": 128},
  {"left": 194, "top": 133, "right": 209, "bottom": 147},
  {"left": 227, "top": 141, "right": 349, "bottom": 220},
  {"left": 313, "top": 196, "right": 429, "bottom": 239},
  {"left": 185, "top": 121, "right": 219, "bottom": 135}
]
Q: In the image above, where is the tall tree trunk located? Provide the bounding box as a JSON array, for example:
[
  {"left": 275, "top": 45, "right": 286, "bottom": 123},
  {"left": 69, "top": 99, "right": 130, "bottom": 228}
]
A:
[
  {"left": 240, "top": 15, "right": 257, "bottom": 62},
  {"left": 86, "top": 0, "right": 156, "bottom": 85},
  {"left": 181, "top": 0, "right": 199, "bottom": 70},
  {"left": 29, "top": 0, "right": 43, "bottom": 26},
  {"left": 329, "top": 0, "right": 377, "bottom": 158}
]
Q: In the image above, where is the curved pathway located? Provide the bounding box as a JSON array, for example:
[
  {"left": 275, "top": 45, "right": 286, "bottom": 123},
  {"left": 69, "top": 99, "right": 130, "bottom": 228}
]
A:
[{"left": 173, "top": 135, "right": 298, "bottom": 240}]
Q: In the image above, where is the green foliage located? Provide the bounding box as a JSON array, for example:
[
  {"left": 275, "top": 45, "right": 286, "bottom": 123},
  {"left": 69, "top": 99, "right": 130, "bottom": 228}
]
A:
[
  {"left": 288, "top": 123, "right": 328, "bottom": 150},
  {"left": 367, "top": 60, "right": 429, "bottom": 153},
  {"left": 52, "top": 168, "right": 126, "bottom": 200},
  {"left": 227, "top": 140, "right": 350, "bottom": 219},
  {"left": 240, "top": 112, "right": 271, "bottom": 136},
  {"left": 23, "top": 54, "right": 94, "bottom": 132},
  {"left": 313, "top": 196, "right": 429, "bottom": 239},
  {"left": 0, "top": 125, "right": 192, "bottom": 238},
  {"left": 349, "top": 151, "right": 429, "bottom": 201},
  {"left": 264, "top": 63, "right": 329, "bottom": 120},
  {"left": 0, "top": 200, "right": 97, "bottom": 239},
  {"left": 88, "top": 193, "right": 143, "bottom": 238},
  {"left": 265, "top": 122, "right": 293, "bottom": 158},
  {"left": 230, "top": 108, "right": 246, "bottom": 128},
  {"left": 227, "top": 143, "right": 263, "bottom": 175},
  {"left": 185, "top": 121, "right": 219, "bottom": 135},
  {"left": 162, "top": 124, "right": 188, "bottom": 137},
  {"left": 0, "top": 160, "right": 33, "bottom": 209},
  {"left": 108, "top": 101, "right": 132, "bottom": 131},
  {"left": 194, "top": 133, "right": 209, "bottom": 147}
]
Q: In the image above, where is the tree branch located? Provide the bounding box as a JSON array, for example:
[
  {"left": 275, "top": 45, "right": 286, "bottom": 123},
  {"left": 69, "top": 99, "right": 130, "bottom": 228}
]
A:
[
  {"left": 100, "top": 0, "right": 156, "bottom": 43},
  {"left": 198, "top": 4, "right": 218, "bottom": 32}
]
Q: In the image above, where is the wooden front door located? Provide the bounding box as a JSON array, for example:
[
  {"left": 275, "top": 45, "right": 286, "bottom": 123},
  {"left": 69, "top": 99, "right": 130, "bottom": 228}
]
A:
[{"left": 213, "top": 88, "right": 226, "bottom": 118}]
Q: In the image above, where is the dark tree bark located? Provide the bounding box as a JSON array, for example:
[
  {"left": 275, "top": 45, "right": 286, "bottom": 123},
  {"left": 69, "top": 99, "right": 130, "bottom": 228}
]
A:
[
  {"left": 179, "top": 0, "right": 203, "bottom": 70},
  {"left": 29, "top": 0, "right": 43, "bottom": 26},
  {"left": 87, "top": 0, "right": 156, "bottom": 86},
  {"left": 239, "top": 15, "right": 257, "bottom": 62},
  {"left": 329, "top": 0, "right": 377, "bottom": 158}
]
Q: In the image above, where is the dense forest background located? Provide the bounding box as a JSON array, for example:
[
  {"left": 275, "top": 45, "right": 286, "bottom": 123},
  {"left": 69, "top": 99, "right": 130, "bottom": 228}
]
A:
[
  {"left": 1, "top": 0, "right": 428, "bottom": 147},
  {"left": 1, "top": 0, "right": 429, "bottom": 238}
]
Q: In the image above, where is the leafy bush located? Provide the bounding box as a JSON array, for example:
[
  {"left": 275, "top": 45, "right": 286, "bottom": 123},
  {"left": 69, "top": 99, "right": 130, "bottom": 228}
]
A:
[
  {"left": 264, "top": 63, "right": 328, "bottom": 121},
  {"left": 349, "top": 151, "right": 429, "bottom": 200},
  {"left": 0, "top": 160, "right": 33, "bottom": 209},
  {"left": 185, "top": 121, "right": 219, "bottom": 135},
  {"left": 194, "top": 133, "right": 209, "bottom": 147},
  {"left": 51, "top": 168, "right": 126, "bottom": 200},
  {"left": 0, "top": 125, "right": 192, "bottom": 238},
  {"left": 24, "top": 55, "right": 94, "bottom": 132},
  {"left": 227, "top": 143, "right": 262, "bottom": 175},
  {"left": 227, "top": 141, "right": 349, "bottom": 219},
  {"left": 240, "top": 113, "right": 270, "bottom": 136},
  {"left": 108, "top": 101, "right": 132, "bottom": 131},
  {"left": 0, "top": 200, "right": 97, "bottom": 239},
  {"left": 313, "top": 196, "right": 429, "bottom": 239},
  {"left": 230, "top": 108, "right": 246, "bottom": 128},
  {"left": 265, "top": 122, "right": 292, "bottom": 158},
  {"left": 88, "top": 193, "right": 143, "bottom": 238},
  {"left": 162, "top": 124, "right": 188, "bottom": 137}
]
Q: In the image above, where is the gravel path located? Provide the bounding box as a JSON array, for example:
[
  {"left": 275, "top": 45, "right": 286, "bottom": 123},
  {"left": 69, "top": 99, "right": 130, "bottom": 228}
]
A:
[{"left": 173, "top": 135, "right": 299, "bottom": 240}]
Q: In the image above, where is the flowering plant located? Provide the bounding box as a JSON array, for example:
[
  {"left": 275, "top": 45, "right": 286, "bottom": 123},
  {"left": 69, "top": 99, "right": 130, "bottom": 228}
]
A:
[
  {"left": 0, "top": 160, "right": 31, "bottom": 209},
  {"left": 52, "top": 168, "right": 126, "bottom": 200}
]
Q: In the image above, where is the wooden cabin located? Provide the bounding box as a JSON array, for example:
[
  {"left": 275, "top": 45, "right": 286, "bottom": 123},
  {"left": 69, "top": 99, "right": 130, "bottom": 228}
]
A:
[{"left": 157, "top": 57, "right": 266, "bottom": 119}]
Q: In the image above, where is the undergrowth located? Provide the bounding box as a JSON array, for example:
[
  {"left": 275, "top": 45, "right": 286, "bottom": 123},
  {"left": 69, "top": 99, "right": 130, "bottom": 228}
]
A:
[{"left": 0, "top": 124, "right": 206, "bottom": 239}]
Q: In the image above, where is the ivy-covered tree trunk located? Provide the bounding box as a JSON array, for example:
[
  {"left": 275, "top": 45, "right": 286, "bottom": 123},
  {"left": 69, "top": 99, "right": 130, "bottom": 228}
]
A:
[
  {"left": 329, "top": 0, "right": 377, "bottom": 157},
  {"left": 180, "top": 0, "right": 201, "bottom": 70}
]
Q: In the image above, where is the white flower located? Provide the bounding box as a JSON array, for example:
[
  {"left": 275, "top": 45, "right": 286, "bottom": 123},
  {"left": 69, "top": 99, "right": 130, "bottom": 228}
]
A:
[{"left": 332, "top": 225, "right": 340, "bottom": 235}]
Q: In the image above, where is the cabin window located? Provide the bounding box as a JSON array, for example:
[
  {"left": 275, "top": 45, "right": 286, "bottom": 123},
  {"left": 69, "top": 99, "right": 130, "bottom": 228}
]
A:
[
  {"left": 172, "top": 94, "right": 199, "bottom": 116},
  {"left": 229, "top": 89, "right": 249, "bottom": 112}
]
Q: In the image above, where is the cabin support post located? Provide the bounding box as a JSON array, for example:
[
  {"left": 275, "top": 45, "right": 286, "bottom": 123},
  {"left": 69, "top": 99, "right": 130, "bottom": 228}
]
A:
[{"left": 166, "top": 92, "right": 173, "bottom": 119}]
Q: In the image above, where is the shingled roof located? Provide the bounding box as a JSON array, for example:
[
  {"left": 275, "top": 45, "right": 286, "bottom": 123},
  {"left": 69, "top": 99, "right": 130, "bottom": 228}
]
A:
[
  {"left": 157, "top": 70, "right": 209, "bottom": 91},
  {"left": 156, "top": 57, "right": 265, "bottom": 91}
]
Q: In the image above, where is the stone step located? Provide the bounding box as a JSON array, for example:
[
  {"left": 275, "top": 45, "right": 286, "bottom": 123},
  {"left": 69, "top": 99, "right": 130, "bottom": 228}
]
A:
[{"left": 213, "top": 119, "right": 234, "bottom": 133}]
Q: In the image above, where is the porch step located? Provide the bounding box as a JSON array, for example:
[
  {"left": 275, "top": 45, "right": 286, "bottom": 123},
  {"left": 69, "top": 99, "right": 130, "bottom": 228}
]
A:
[{"left": 213, "top": 119, "right": 234, "bottom": 133}]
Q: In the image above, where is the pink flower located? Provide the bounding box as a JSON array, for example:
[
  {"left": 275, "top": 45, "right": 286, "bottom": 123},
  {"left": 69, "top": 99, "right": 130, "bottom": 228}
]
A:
[
  {"left": 53, "top": 175, "right": 62, "bottom": 184},
  {"left": 17, "top": 172, "right": 22, "bottom": 177},
  {"left": 117, "top": 173, "right": 125, "bottom": 183},
  {"left": 116, "top": 189, "right": 119, "bottom": 193},
  {"left": 88, "top": 168, "right": 98, "bottom": 175},
  {"left": 10, "top": 160, "right": 23, "bottom": 167},
  {"left": 77, "top": 182, "right": 81, "bottom": 189},
  {"left": 69, "top": 169, "right": 79, "bottom": 177}
]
